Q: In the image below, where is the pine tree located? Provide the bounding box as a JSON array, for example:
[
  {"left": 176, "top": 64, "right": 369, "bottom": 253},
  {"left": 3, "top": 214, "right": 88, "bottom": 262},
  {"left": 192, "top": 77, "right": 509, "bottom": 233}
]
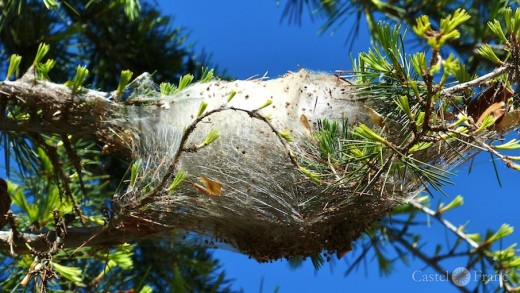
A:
[{"left": 1, "top": 1, "right": 520, "bottom": 292}]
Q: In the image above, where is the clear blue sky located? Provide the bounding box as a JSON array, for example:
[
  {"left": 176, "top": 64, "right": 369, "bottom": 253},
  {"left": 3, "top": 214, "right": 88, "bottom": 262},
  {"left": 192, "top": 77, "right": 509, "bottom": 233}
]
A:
[{"left": 160, "top": 1, "right": 520, "bottom": 293}]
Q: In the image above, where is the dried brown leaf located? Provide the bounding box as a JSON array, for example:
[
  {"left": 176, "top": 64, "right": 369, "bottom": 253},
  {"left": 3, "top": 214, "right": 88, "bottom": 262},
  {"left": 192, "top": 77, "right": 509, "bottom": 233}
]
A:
[
  {"left": 299, "top": 114, "right": 312, "bottom": 135},
  {"left": 194, "top": 176, "right": 222, "bottom": 196},
  {"left": 495, "top": 110, "right": 520, "bottom": 132},
  {"left": 363, "top": 105, "right": 385, "bottom": 127},
  {"left": 467, "top": 83, "right": 513, "bottom": 123},
  {"left": 476, "top": 102, "right": 506, "bottom": 125}
]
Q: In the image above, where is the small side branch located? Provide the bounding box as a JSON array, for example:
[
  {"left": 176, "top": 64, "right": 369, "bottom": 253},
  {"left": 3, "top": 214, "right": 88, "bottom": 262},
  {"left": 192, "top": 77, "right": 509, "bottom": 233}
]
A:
[
  {"left": 442, "top": 66, "right": 510, "bottom": 95},
  {"left": 386, "top": 228, "right": 472, "bottom": 293},
  {"left": 153, "top": 104, "right": 299, "bottom": 194},
  {"left": 407, "top": 199, "right": 479, "bottom": 249}
]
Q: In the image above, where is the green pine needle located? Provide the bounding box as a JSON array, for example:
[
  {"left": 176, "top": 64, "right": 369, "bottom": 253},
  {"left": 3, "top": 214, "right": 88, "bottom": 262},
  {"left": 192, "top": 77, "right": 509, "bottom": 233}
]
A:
[
  {"left": 395, "top": 96, "right": 411, "bottom": 116},
  {"left": 279, "top": 130, "right": 294, "bottom": 142},
  {"left": 227, "top": 90, "right": 237, "bottom": 102},
  {"left": 122, "top": 0, "right": 141, "bottom": 21},
  {"left": 117, "top": 70, "right": 134, "bottom": 95},
  {"left": 413, "top": 15, "right": 431, "bottom": 37},
  {"left": 129, "top": 159, "right": 141, "bottom": 187},
  {"left": 474, "top": 115, "right": 496, "bottom": 134},
  {"left": 66, "top": 65, "right": 89, "bottom": 93},
  {"left": 477, "top": 44, "right": 502, "bottom": 64},
  {"left": 36, "top": 59, "right": 56, "bottom": 80},
  {"left": 440, "top": 9, "right": 470, "bottom": 35},
  {"left": 486, "top": 224, "right": 514, "bottom": 244},
  {"left": 200, "top": 67, "right": 215, "bottom": 83},
  {"left": 202, "top": 129, "right": 220, "bottom": 147},
  {"left": 437, "top": 195, "right": 464, "bottom": 214},
  {"left": 6, "top": 54, "right": 22, "bottom": 80},
  {"left": 178, "top": 74, "right": 194, "bottom": 91},
  {"left": 139, "top": 285, "right": 154, "bottom": 293},
  {"left": 409, "top": 141, "right": 433, "bottom": 153},
  {"left": 52, "top": 262, "right": 84, "bottom": 286},
  {"left": 353, "top": 124, "right": 386, "bottom": 144},
  {"left": 160, "top": 82, "right": 177, "bottom": 95},
  {"left": 33, "top": 43, "right": 50, "bottom": 65},
  {"left": 263, "top": 113, "right": 273, "bottom": 122},
  {"left": 488, "top": 20, "right": 508, "bottom": 43},
  {"left": 493, "top": 139, "right": 520, "bottom": 150},
  {"left": 299, "top": 166, "right": 321, "bottom": 184},
  {"left": 197, "top": 101, "right": 208, "bottom": 118},
  {"left": 410, "top": 52, "right": 427, "bottom": 78},
  {"left": 168, "top": 170, "right": 187, "bottom": 192},
  {"left": 258, "top": 99, "right": 273, "bottom": 110},
  {"left": 43, "top": 0, "right": 60, "bottom": 9}
]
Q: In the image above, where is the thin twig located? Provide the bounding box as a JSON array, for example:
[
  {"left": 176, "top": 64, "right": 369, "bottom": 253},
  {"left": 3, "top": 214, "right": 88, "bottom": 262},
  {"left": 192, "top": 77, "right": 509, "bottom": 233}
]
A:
[
  {"left": 60, "top": 135, "right": 87, "bottom": 197},
  {"left": 29, "top": 134, "right": 86, "bottom": 226},
  {"left": 407, "top": 195, "right": 518, "bottom": 289},
  {"left": 152, "top": 104, "right": 299, "bottom": 194},
  {"left": 407, "top": 199, "right": 479, "bottom": 249},
  {"left": 386, "top": 228, "right": 472, "bottom": 293},
  {"left": 442, "top": 66, "right": 510, "bottom": 95},
  {"left": 455, "top": 130, "right": 518, "bottom": 171}
]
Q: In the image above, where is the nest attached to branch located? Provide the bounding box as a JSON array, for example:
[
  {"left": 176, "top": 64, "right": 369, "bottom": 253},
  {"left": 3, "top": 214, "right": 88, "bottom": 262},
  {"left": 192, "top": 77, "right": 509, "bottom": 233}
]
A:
[{"left": 111, "top": 70, "right": 483, "bottom": 261}]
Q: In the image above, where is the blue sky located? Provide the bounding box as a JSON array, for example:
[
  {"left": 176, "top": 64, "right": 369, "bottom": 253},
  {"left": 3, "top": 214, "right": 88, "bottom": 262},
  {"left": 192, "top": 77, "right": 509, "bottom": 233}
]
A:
[
  {"left": 166, "top": 1, "right": 364, "bottom": 79},
  {"left": 162, "top": 1, "right": 520, "bottom": 293}
]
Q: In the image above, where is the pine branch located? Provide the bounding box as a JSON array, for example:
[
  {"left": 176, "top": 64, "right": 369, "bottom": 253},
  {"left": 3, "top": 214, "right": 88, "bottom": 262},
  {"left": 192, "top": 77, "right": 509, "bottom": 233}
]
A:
[
  {"left": 0, "top": 216, "right": 167, "bottom": 255},
  {"left": 0, "top": 70, "right": 130, "bottom": 154},
  {"left": 1, "top": 63, "right": 519, "bottom": 261},
  {"left": 407, "top": 199, "right": 479, "bottom": 248},
  {"left": 386, "top": 228, "right": 472, "bottom": 293},
  {"left": 442, "top": 65, "right": 510, "bottom": 95}
]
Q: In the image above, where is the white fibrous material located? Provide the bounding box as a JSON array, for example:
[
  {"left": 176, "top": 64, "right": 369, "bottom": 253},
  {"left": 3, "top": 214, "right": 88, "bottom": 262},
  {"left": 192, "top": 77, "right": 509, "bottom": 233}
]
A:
[{"left": 116, "top": 70, "right": 425, "bottom": 260}]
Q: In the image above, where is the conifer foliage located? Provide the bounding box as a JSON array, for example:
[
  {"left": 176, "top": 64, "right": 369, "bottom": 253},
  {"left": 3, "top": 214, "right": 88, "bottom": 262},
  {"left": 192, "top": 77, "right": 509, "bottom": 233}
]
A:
[{"left": 0, "top": 1, "right": 520, "bottom": 292}]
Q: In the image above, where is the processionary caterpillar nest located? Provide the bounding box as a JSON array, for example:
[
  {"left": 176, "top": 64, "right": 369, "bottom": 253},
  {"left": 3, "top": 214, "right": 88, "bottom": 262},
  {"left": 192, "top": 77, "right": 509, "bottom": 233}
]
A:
[{"left": 114, "top": 70, "right": 473, "bottom": 261}]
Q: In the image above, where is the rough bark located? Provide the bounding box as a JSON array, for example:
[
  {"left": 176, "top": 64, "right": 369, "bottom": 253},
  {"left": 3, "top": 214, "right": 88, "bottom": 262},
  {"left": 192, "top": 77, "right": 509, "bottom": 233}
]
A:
[
  {"left": 0, "top": 70, "right": 130, "bottom": 154},
  {"left": 0, "top": 216, "right": 164, "bottom": 255}
]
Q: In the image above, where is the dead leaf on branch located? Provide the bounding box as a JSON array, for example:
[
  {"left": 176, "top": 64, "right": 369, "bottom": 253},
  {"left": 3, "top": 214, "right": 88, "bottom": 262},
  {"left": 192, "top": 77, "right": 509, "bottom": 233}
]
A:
[
  {"left": 495, "top": 110, "right": 520, "bottom": 132},
  {"left": 363, "top": 105, "right": 385, "bottom": 127},
  {"left": 476, "top": 102, "right": 506, "bottom": 125},
  {"left": 467, "top": 83, "right": 513, "bottom": 125},
  {"left": 193, "top": 176, "right": 222, "bottom": 196},
  {"left": 300, "top": 114, "right": 312, "bottom": 135}
]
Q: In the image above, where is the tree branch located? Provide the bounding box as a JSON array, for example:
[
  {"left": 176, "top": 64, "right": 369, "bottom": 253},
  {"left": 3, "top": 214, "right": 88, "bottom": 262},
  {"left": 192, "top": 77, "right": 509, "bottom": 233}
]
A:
[
  {"left": 0, "top": 72, "right": 131, "bottom": 154},
  {"left": 1, "top": 68, "right": 520, "bottom": 262},
  {"left": 407, "top": 199, "right": 479, "bottom": 249},
  {"left": 442, "top": 66, "right": 510, "bottom": 95},
  {"left": 386, "top": 228, "right": 471, "bottom": 293},
  {"left": 0, "top": 216, "right": 167, "bottom": 255}
]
